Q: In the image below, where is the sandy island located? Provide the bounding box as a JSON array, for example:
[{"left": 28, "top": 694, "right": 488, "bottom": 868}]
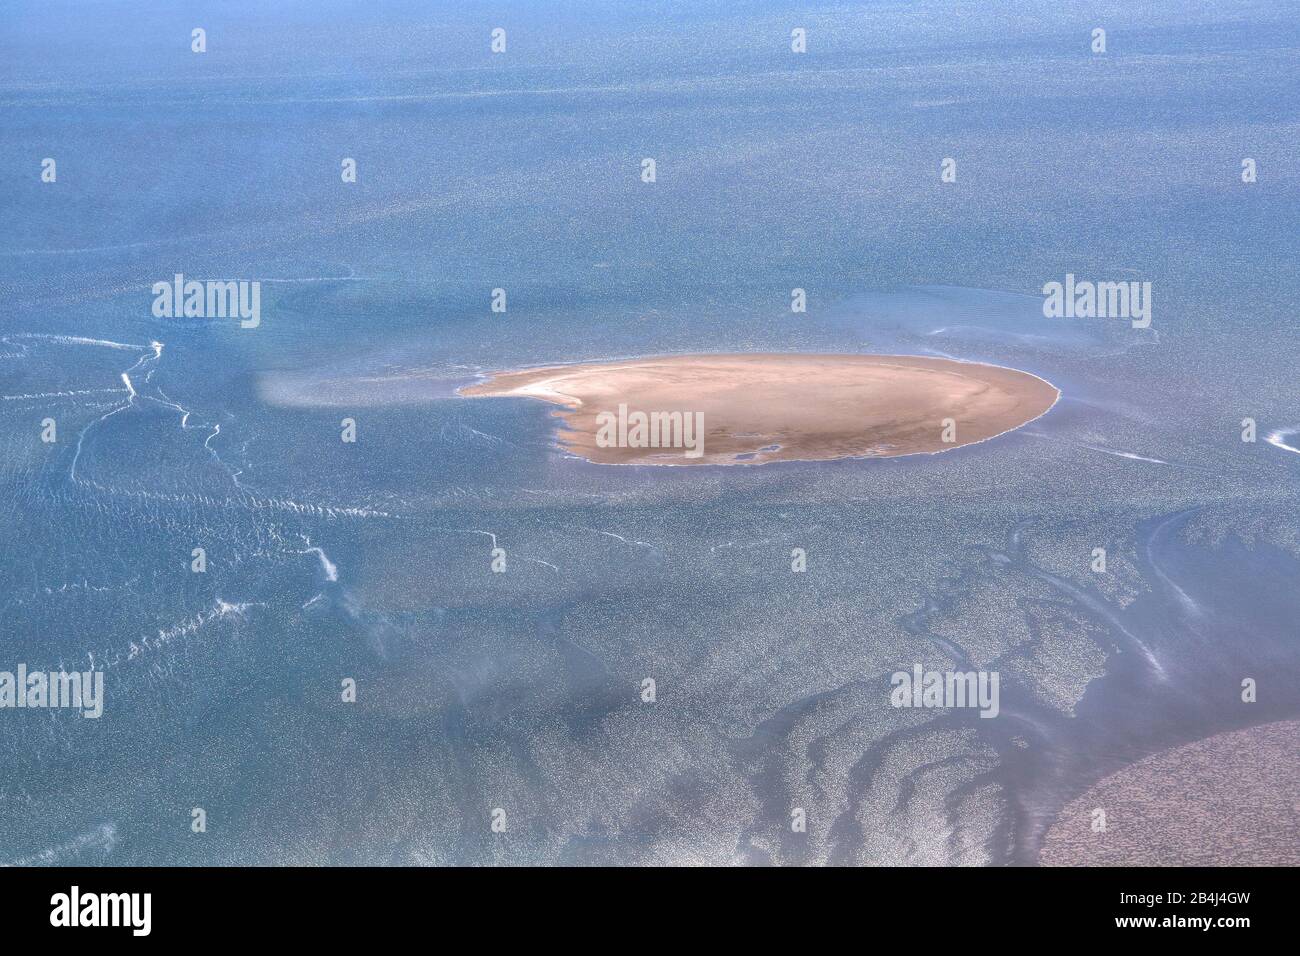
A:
[{"left": 459, "top": 353, "right": 1058, "bottom": 466}]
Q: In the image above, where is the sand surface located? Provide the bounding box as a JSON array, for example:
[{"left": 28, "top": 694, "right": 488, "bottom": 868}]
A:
[
  {"left": 459, "top": 353, "right": 1059, "bottom": 466},
  {"left": 1039, "top": 720, "right": 1300, "bottom": 866}
]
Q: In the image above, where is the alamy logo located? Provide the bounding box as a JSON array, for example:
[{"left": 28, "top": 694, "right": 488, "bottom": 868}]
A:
[
  {"left": 152, "top": 273, "right": 261, "bottom": 328},
  {"left": 0, "top": 665, "right": 103, "bottom": 718},
  {"left": 595, "top": 403, "right": 705, "bottom": 458},
  {"left": 50, "top": 886, "right": 151, "bottom": 936},
  {"left": 1042, "top": 273, "right": 1151, "bottom": 328},
  {"left": 890, "top": 665, "right": 1000, "bottom": 718}
]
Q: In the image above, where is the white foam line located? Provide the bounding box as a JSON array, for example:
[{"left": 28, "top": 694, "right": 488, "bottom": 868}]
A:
[
  {"left": 124, "top": 341, "right": 164, "bottom": 374},
  {"left": 9, "top": 334, "right": 148, "bottom": 352},
  {"left": 123, "top": 599, "right": 260, "bottom": 663},
  {"left": 439, "top": 528, "right": 553, "bottom": 571},
  {"left": 710, "top": 538, "right": 772, "bottom": 552},
  {"left": 1024, "top": 432, "right": 1170, "bottom": 465},
  {"left": 1147, "top": 512, "right": 1202, "bottom": 619},
  {"left": 521, "top": 557, "right": 560, "bottom": 573},
  {"left": 1266, "top": 427, "right": 1300, "bottom": 456},
  {"left": 145, "top": 376, "right": 249, "bottom": 490},
  {"left": 594, "top": 530, "right": 657, "bottom": 550},
  {"left": 1024, "top": 563, "right": 1169, "bottom": 682},
  {"left": 2, "top": 388, "right": 125, "bottom": 401},
  {"left": 150, "top": 390, "right": 192, "bottom": 428},
  {"left": 69, "top": 403, "right": 132, "bottom": 481},
  {"left": 464, "top": 425, "right": 506, "bottom": 446},
  {"left": 74, "top": 477, "right": 392, "bottom": 519},
  {"left": 1079, "top": 443, "right": 1168, "bottom": 464},
  {"left": 249, "top": 496, "right": 390, "bottom": 519},
  {"left": 50, "top": 341, "right": 161, "bottom": 481},
  {"left": 297, "top": 538, "right": 339, "bottom": 582}
]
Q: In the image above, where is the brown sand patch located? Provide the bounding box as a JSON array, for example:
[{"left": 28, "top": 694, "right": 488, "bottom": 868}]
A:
[
  {"left": 459, "top": 353, "right": 1057, "bottom": 466},
  {"left": 1039, "top": 720, "right": 1300, "bottom": 866}
]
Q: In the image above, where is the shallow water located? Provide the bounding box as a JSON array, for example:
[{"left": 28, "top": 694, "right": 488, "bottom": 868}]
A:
[{"left": 2, "top": 0, "right": 1298, "bottom": 865}]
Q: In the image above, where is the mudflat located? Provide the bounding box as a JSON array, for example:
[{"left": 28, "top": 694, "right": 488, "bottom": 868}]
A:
[
  {"left": 1038, "top": 720, "right": 1300, "bottom": 866},
  {"left": 459, "top": 353, "right": 1059, "bottom": 466}
]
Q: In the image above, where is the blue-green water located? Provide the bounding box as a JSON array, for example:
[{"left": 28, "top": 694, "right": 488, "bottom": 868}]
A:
[{"left": 2, "top": 1, "right": 1298, "bottom": 865}]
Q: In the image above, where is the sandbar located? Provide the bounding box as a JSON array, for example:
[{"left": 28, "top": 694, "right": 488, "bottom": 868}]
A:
[
  {"left": 459, "top": 353, "right": 1059, "bottom": 466},
  {"left": 1039, "top": 720, "right": 1300, "bottom": 866}
]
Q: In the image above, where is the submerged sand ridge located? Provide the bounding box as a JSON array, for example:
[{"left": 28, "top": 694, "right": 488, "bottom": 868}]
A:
[{"left": 459, "top": 353, "right": 1059, "bottom": 466}]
